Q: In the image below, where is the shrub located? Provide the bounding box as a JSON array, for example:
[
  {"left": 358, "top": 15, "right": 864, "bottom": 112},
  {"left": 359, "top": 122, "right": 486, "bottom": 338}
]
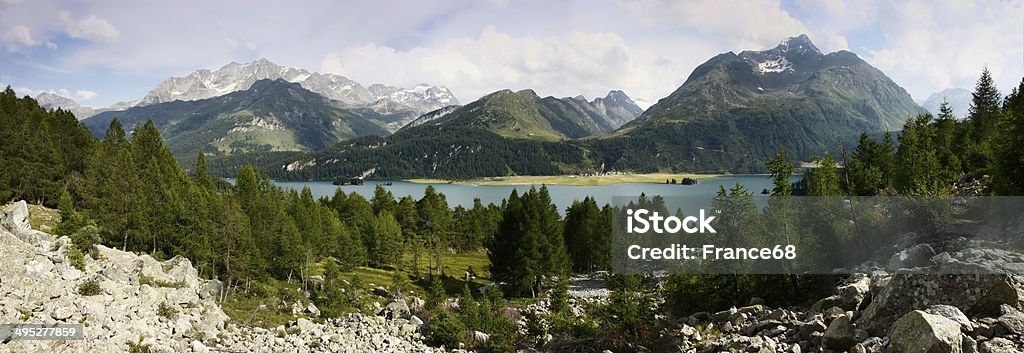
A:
[
  {"left": 427, "top": 312, "right": 466, "bottom": 348},
  {"left": 139, "top": 274, "right": 184, "bottom": 289},
  {"left": 67, "top": 245, "right": 86, "bottom": 271},
  {"left": 549, "top": 313, "right": 600, "bottom": 339},
  {"left": 127, "top": 336, "right": 151, "bottom": 353},
  {"left": 78, "top": 279, "right": 101, "bottom": 296},
  {"left": 157, "top": 302, "right": 178, "bottom": 320}
]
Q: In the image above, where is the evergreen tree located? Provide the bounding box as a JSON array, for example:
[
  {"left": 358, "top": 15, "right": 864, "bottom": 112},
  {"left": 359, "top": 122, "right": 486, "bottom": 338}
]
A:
[
  {"left": 847, "top": 134, "right": 888, "bottom": 195},
  {"left": 369, "top": 211, "right": 404, "bottom": 268},
  {"left": 131, "top": 120, "right": 188, "bottom": 256},
  {"left": 766, "top": 147, "right": 795, "bottom": 196},
  {"left": 371, "top": 184, "right": 397, "bottom": 216},
  {"left": 965, "top": 67, "right": 1003, "bottom": 172},
  {"left": 417, "top": 186, "right": 452, "bottom": 277},
  {"left": 563, "top": 197, "right": 610, "bottom": 273},
  {"left": 489, "top": 187, "right": 568, "bottom": 297},
  {"left": 806, "top": 152, "right": 841, "bottom": 196},
  {"left": 82, "top": 119, "right": 145, "bottom": 251},
  {"left": 192, "top": 152, "right": 215, "bottom": 191},
  {"left": 992, "top": 78, "right": 1024, "bottom": 195},
  {"left": 894, "top": 114, "right": 947, "bottom": 195}
]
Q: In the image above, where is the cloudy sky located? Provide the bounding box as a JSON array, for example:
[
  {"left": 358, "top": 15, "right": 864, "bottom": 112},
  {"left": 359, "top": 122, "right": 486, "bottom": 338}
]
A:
[{"left": 1, "top": 0, "right": 1022, "bottom": 108}]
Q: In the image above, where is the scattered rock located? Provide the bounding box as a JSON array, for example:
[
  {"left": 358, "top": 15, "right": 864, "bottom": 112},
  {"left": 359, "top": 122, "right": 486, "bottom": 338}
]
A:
[
  {"left": 383, "top": 298, "right": 410, "bottom": 319},
  {"left": 889, "top": 310, "right": 962, "bottom": 353},
  {"left": 996, "top": 304, "right": 1024, "bottom": 335},
  {"left": 887, "top": 243, "right": 936, "bottom": 270},
  {"left": 857, "top": 274, "right": 1023, "bottom": 336},
  {"left": 822, "top": 315, "right": 855, "bottom": 351},
  {"left": 306, "top": 303, "right": 320, "bottom": 318},
  {"left": 926, "top": 305, "right": 974, "bottom": 332}
]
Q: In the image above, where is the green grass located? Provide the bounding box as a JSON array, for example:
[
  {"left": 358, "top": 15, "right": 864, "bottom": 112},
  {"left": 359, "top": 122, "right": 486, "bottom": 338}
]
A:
[
  {"left": 338, "top": 250, "right": 492, "bottom": 296},
  {"left": 407, "top": 173, "right": 724, "bottom": 186},
  {"left": 220, "top": 250, "right": 494, "bottom": 326},
  {"left": 221, "top": 279, "right": 305, "bottom": 328}
]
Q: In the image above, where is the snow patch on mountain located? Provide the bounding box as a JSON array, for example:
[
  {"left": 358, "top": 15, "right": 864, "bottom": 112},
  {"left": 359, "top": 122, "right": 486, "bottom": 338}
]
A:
[
  {"left": 755, "top": 57, "right": 793, "bottom": 73},
  {"left": 134, "top": 59, "right": 458, "bottom": 119}
]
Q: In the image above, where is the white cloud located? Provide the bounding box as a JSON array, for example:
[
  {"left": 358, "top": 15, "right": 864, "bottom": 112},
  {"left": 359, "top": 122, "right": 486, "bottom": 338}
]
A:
[
  {"left": 1, "top": 0, "right": 1020, "bottom": 108},
  {"left": 322, "top": 27, "right": 688, "bottom": 103},
  {"left": 75, "top": 89, "right": 97, "bottom": 101},
  {"left": 620, "top": 0, "right": 810, "bottom": 50},
  {"left": 1, "top": 25, "right": 39, "bottom": 50},
  {"left": 862, "top": 0, "right": 1024, "bottom": 99},
  {"left": 59, "top": 11, "right": 121, "bottom": 42}
]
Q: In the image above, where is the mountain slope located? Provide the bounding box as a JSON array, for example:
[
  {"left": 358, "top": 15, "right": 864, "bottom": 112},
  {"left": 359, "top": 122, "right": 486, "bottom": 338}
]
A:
[
  {"left": 133, "top": 59, "right": 457, "bottom": 132},
  {"left": 600, "top": 34, "right": 925, "bottom": 172},
  {"left": 34, "top": 92, "right": 107, "bottom": 120},
  {"left": 208, "top": 89, "right": 643, "bottom": 180},
  {"left": 84, "top": 79, "right": 390, "bottom": 159},
  {"left": 411, "top": 89, "right": 642, "bottom": 140}
]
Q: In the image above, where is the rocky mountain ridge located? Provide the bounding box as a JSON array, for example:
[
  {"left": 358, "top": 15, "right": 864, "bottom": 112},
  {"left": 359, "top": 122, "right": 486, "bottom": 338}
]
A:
[
  {"left": 134, "top": 58, "right": 458, "bottom": 131},
  {"left": 83, "top": 79, "right": 396, "bottom": 159}
]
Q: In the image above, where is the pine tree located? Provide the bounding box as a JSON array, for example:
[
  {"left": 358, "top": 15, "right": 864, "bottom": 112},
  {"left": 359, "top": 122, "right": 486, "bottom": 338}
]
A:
[
  {"left": 806, "top": 152, "right": 841, "bottom": 196},
  {"left": 563, "top": 197, "right": 609, "bottom": 273},
  {"left": 992, "top": 79, "right": 1024, "bottom": 195},
  {"left": 965, "top": 67, "right": 1003, "bottom": 172},
  {"left": 369, "top": 211, "right": 404, "bottom": 268},
  {"left": 969, "top": 67, "right": 1003, "bottom": 139},
  {"left": 766, "top": 147, "right": 794, "bottom": 196},
  {"left": 894, "top": 115, "right": 947, "bottom": 195},
  {"left": 83, "top": 119, "right": 144, "bottom": 251},
  {"left": 192, "top": 152, "right": 215, "bottom": 191},
  {"left": 417, "top": 186, "right": 452, "bottom": 277},
  {"left": 371, "top": 184, "right": 397, "bottom": 216},
  {"left": 131, "top": 120, "right": 188, "bottom": 256},
  {"left": 489, "top": 187, "right": 568, "bottom": 297}
]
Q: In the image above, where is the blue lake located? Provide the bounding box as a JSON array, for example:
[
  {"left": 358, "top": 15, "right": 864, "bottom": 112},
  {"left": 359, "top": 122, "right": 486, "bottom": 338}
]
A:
[{"left": 270, "top": 175, "right": 780, "bottom": 213}]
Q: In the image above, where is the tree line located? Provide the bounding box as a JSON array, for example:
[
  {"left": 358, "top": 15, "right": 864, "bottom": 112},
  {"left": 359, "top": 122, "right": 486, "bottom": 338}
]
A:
[{"left": 0, "top": 86, "right": 614, "bottom": 305}]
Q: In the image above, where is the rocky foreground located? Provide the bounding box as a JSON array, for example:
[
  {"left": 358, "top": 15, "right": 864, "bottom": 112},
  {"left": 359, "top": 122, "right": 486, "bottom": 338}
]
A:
[
  {"left": 3, "top": 199, "right": 1024, "bottom": 353},
  {"left": 0, "top": 201, "right": 452, "bottom": 353}
]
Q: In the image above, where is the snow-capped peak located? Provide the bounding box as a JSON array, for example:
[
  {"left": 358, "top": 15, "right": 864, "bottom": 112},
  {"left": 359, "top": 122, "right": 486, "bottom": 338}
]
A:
[
  {"left": 134, "top": 59, "right": 458, "bottom": 114},
  {"left": 776, "top": 34, "right": 819, "bottom": 55}
]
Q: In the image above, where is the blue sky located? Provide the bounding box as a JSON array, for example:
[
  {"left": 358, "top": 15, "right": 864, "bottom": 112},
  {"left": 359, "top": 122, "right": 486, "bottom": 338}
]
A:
[{"left": 1, "top": 0, "right": 1022, "bottom": 108}]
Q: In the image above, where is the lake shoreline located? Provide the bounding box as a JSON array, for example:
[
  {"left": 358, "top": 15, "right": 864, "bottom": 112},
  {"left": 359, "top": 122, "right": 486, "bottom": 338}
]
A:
[{"left": 404, "top": 173, "right": 736, "bottom": 186}]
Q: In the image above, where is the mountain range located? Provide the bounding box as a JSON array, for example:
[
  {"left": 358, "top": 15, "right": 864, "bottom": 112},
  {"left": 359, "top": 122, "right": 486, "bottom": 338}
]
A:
[
  {"left": 84, "top": 79, "right": 393, "bottom": 158},
  {"left": 406, "top": 89, "right": 642, "bottom": 140},
  {"left": 223, "top": 34, "right": 926, "bottom": 179},
  {"left": 50, "top": 58, "right": 458, "bottom": 128},
  {"left": 77, "top": 34, "right": 927, "bottom": 179},
  {"left": 34, "top": 92, "right": 108, "bottom": 120}
]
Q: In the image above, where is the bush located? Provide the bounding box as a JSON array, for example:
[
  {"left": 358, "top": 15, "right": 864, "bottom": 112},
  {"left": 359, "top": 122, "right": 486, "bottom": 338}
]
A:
[
  {"left": 70, "top": 224, "right": 100, "bottom": 253},
  {"left": 139, "top": 274, "right": 184, "bottom": 289},
  {"left": 67, "top": 245, "right": 86, "bottom": 271},
  {"left": 427, "top": 312, "right": 466, "bottom": 348},
  {"left": 157, "top": 302, "right": 178, "bottom": 319},
  {"left": 78, "top": 279, "right": 101, "bottom": 296},
  {"left": 549, "top": 313, "right": 599, "bottom": 339},
  {"left": 127, "top": 336, "right": 151, "bottom": 353}
]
